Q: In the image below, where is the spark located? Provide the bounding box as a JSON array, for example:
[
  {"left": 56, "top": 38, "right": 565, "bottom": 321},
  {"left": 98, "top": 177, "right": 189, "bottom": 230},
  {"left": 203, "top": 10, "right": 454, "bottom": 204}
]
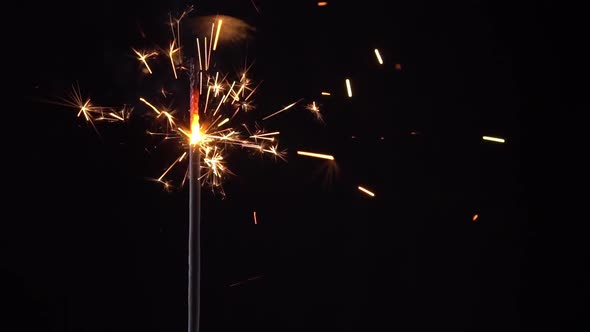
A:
[
  {"left": 374, "top": 48, "right": 384, "bottom": 65},
  {"left": 250, "top": 0, "right": 261, "bottom": 13},
  {"left": 250, "top": 131, "right": 279, "bottom": 141},
  {"left": 139, "top": 97, "right": 176, "bottom": 128},
  {"left": 49, "top": 83, "right": 119, "bottom": 134},
  {"left": 59, "top": 8, "right": 307, "bottom": 193},
  {"left": 262, "top": 98, "right": 304, "bottom": 120},
  {"left": 139, "top": 97, "right": 161, "bottom": 115},
  {"left": 158, "top": 152, "right": 188, "bottom": 182},
  {"left": 305, "top": 101, "right": 323, "bottom": 121},
  {"left": 213, "top": 19, "right": 223, "bottom": 51},
  {"left": 196, "top": 38, "right": 203, "bottom": 71},
  {"left": 253, "top": 211, "right": 258, "bottom": 224},
  {"left": 217, "top": 118, "right": 229, "bottom": 127},
  {"left": 229, "top": 274, "right": 263, "bottom": 287},
  {"left": 317, "top": 1, "right": 328, "bottom": 6},
  {"left": 358, "top": 186, "right": 375, "bottom": 197},
  {"left": 321, "top": 91, "right": 331, "bottom": 96},
  {"left": 103, "top": 105, "right": 133, "bottom": 122},
  {"left": 482, "top": 136, "right": 505, "bottom": 143},
  {"left": 345, "top": 78, "right": 352, "bottom": 97},
  {"left": 297, "top": 151, "right": 334, "bottom": 160},
  {"left": 169, "top": 40, "right": 180, "bottom": 79},
  {"left": 472, "top": 214, "right": 479, "bottom": 222},
  {"left": 208, "top": 23, "right": 214, "bottom": 68},
  {"left": 132, "top": 48, "right": 158, "bottom": 74}
]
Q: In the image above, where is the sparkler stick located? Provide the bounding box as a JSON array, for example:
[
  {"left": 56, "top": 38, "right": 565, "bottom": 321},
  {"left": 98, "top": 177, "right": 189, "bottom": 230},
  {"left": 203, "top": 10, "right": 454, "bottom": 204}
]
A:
[
  {"left": 56, "top": 11, "right": 323, "bottom": 331},
  {"left": 188, "top": 61, "right": 201, "bottom": 332}
]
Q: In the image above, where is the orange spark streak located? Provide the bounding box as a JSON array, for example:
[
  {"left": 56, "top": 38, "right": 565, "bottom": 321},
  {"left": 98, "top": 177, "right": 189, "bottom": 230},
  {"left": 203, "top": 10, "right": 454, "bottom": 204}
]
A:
[{"left": 253, "top": 211, "right": 258, "bottom": 224}]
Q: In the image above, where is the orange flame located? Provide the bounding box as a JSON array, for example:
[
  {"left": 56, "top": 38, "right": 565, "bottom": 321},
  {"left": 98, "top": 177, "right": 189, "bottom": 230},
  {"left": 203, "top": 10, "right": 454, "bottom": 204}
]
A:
[{"left": 190, "top": 87, "right": 201, "bottom": 145}]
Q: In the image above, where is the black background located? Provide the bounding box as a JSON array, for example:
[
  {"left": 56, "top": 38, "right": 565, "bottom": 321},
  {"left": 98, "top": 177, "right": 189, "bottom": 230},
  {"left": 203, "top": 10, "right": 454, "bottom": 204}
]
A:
[{"left": 5, "top": 0, "right": 587, "bottom": 331}]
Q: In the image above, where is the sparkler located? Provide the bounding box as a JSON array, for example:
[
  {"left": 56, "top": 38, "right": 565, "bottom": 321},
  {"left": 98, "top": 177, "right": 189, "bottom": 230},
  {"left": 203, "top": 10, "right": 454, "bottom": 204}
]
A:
[
  {"left": 188, "top": 61, "right": 201, "bottom": 332},
  {"left": 52, "top": 7, "right": 330, "bottom": 332}
]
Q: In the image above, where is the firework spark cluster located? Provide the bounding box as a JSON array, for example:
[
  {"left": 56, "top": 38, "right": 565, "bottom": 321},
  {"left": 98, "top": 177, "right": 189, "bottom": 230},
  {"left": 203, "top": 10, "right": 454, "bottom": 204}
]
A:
[
  {"left": 53, "top": 4, "right": 506, "bottom": 202},
  {"left": 54, "top": 6, "right": 328, "bottom": 196}
]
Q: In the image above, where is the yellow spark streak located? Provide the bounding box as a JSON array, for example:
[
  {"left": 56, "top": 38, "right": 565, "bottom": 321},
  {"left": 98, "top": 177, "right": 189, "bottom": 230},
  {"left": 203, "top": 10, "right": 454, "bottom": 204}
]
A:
[
  {"left": 482, "top": 136, "right": 505, "bottom": 143},
  {"left": 374, "top": 49, "right": 384, "bottom": 65},
  {"left": 358, "top": 186, "right": 375, "bottom": 197},
  {"left": 214, "top": 92, "right": 230, "bottom": 115},
  {"left": 217, "top": 118, "right": 229, "bottom": 127},
  {"left": 169, "top": 40, "right": 179, "bottom": 79},
  {"left": 225, "top": 81, "right": 237, "bottom": 103},
  {"left": 204, "top": 86, "right": 212, "bottom": 114},
  {"left": 132, "top": 49, "right": 157, "bottom": 74},
  {"left": 213, "top": 19, "right": 223, "bottom": 51},
  {"left": 244, "top": 81, "right": 262, "bottom": 101},
  {"left": 177, "top": 128, "right": 190, "bottom": 138},
  {"left": 321, "top": 91, "right": 331, "bottom": 96},
  {"left": 169, "top": 13, "right": 177, "bottom": 44},
  {"left": 158, "top": 152, "right": 187, "bottom": 181},
  {"left": 232, "top": 83, "right": 246, "bottom": 103},
  {"left": 250, "top": 131, "right": 280, "bottom": 138},
  {"left": 266, "top": 145, "right": 286, "bottom": 160},
  {"left": 196, "top": 38, "right": 203, "bottom": 70},
  {"left": 109, "top": 112, "right": 124, "bottom": 121},
  {"left": 200, "top": 72, "right": 203, "bottom": 94},
  {"left": 262, "top": 99, "right": 303, "bottom": 120},
  {"left": 159, "top": 111, "right": 176, "bottom": 127},
  {"left": 78, "top": 99, "right": 92, "bottom": 121},
  {"left": 204, "top": 37, "right": 208, "bottom": 70},
  {"left": 297, "top": 151, "right": 335, "bottom": 160},
  {"left": 139, "top": 97, "right": 161, "bottom": 115},
  {"left": 213, "top": 72, "right": 221, "bottom": 96},
  {"left": 250, "top": 136, "right": 274, "bottom": 142},
  {"left": 346, "top": 78, "right": 353, "bottom": 97},
  {"left": 208, "top": 22, "right": 215, "bottom": 64}
]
